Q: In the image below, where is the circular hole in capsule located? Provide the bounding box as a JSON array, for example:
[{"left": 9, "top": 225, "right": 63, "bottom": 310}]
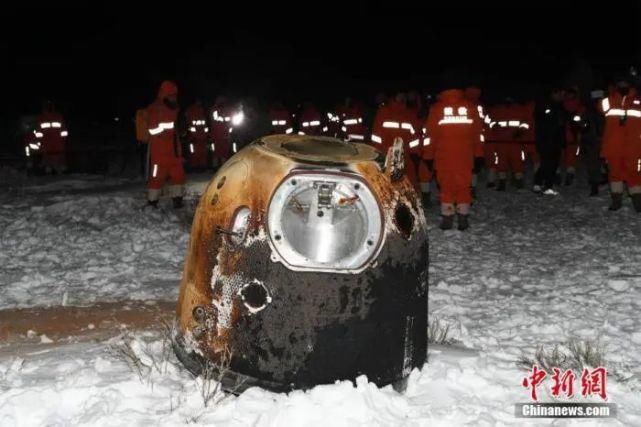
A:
[
  {"left": 192, "top": 306, "right": 206, "bottom": 322},
  {"left": 217, "top": 176, "right": 226, "bottom": 189},
  {"left": 394, "top": 203, "right": 414, "bottom": 239}
]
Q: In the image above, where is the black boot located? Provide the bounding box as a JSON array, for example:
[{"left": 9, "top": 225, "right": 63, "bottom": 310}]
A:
[
  {"left": 172, "top": 196, "right": 184, "bottom": 209},
  {"left": 486, "top": 181, "right": 496, "bottom": 189},
  {"left": 514, "top": 178, "right": 524, "bottom": 189},
  {"left": 147, "top": 200, "right": 159, "bottom": 209},
  {"left": 457, "top": 214, "right": 470, "bottom": 231},
  {"left": 497, "top": 179, "right": 506, "bottom": 191},
  {"left": 589, "top": 183, "right": 599, "bottom": 197},
  {"left": 632, "top": 194, "right": 641, "bottom": 213},
  {"left": 421, "top": 193, "right": 431, "bottom": 208},
  {"left": 439, "top": 215, "right": 454, "bottom": 230},
  {"left": 565, "top": 173, "right": 575, "bottom": 186},
  {"left": 609, "top": 193, "right": 623, "bottom": 211}
]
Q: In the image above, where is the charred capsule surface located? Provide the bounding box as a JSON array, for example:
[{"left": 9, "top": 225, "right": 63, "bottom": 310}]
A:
[{"left": 173, "top": 135, "right": 429, "bottom": 392}]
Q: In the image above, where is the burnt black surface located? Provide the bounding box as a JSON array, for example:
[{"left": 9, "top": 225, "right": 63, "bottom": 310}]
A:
[
  {"left": 175, "top": 221, "right": 428, "bottom": 391},
  {"left": 212, "top": 227, "right": 428, "bottom": 390}
]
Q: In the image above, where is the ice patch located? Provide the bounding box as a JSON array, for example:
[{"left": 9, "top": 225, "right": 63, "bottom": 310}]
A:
[{"left": 608, "top": 279, "right": 629, "bottom": 292}]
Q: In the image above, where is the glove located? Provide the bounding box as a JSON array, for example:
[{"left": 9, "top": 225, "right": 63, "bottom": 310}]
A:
[{"left": 473, "top": 157, "right": 484, "bottom": 174}]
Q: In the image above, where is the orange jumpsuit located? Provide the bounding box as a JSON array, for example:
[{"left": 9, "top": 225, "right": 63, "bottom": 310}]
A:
[
  {"left": 210, "top": 102, "right": 233, "bottom": 162},
  {"left": 184, "top": 103, "right": 209, "bottom": 169},
  {"left": 269, "top": 104, "right": 293, "bottom": 135},
  {"left": 406, "top": 103, "right": 431, "bottom": 194},
  {"left": 36, "top": 110, "right": 68, "bottom": 171},
  {"left": 297, "top": 103, "right": 323, "bottom": 136},
  {"left": 146, "top": 81, "right": 185, "bottom": 194},
  {"left": 423, "top": 89, "right": 482, "bottom": 211},
  {"left": 371, "top": 100, "right": 420, "bottom": 185},
  {"left": 337, "top": 102, "right": 368, "bottom": 142},
  {"left": 599, "top": 88, "right": 641, "bottom": 188},
  {"left": 488, "top": 104, "right": 526, "bottom": 177}
]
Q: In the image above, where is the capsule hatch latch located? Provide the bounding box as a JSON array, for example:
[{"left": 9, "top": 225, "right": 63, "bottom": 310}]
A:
[{"left": 315, "top": 182, "right": 336, "bottom": 208}]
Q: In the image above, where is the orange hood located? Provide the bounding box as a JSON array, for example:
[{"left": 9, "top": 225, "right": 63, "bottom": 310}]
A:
[
  {"left": 439, "top": 89, "right": 465, "bottom": 103},
  {"left": 157, "top": 80, "right": 178, "bottom": 99}
]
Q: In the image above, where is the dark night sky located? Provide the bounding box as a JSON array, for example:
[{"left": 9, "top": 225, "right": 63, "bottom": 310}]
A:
[{"left": 1, "top": 4, "right": 640, "bottom": 125}]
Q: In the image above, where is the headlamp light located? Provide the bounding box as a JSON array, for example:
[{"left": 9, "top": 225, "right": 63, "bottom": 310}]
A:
[{"left": 232, "top": 111, "right": 244, "bottom": 126}]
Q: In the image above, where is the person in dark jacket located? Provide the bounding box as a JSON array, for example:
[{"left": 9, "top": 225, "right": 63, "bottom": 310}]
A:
[
  {"left": 580, "top": 90, "right": 605, "bottom": 196},
  {"left": 534, "top": 87, "right": 567, "bottom": 195}
]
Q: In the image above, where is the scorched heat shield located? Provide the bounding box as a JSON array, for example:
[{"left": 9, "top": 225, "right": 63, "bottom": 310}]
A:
[{"left": 173, "top": 135, "right": 429, "bottom": 392}]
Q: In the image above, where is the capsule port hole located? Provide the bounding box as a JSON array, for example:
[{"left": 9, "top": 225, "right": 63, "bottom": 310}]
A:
[
  {"left": 192, "top": 306, "right": 206, "bottom": 322},
  {"left": 239, "top": 281, "right": 272, "bottom": 312},
  {"left": 394, "top": 203, "right": 414, "bottom": 239},
  {"left": 217, "top": 176, "right": 226, "bottom": 189}
]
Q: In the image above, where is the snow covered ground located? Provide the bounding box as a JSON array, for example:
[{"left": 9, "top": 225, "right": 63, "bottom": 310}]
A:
[
  {"left": 0, "top": 174, "right": 200, "bottom": 309},
  {"left": 1, "top": 173, "right": 641, "bottom": 425}
]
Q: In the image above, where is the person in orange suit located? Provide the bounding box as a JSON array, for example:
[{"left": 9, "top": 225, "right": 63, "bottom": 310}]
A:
[
  {"left": 184, "top": 101, "right": 209, "bottom": 170},
  {"left": 599, "top": 76, "right": 641, "bottom": 211},
  {"left": 464, "top": 87, "right": 489, "bottom": 198},
  {"left": 36, "top": 101, "right": 69, "bottom": 174},
  {"left": 297, "top": 102, "right": 323, "bottom": 136},
  {"left": 336, "top": 97, "right": 368, "bottom": 142},
  {"left": 406, "top": 91, "right": 432, "bottom": 206},
  {"left": 268, "top": 102, "right": 294, "bottom": 135},
  {"left": 209, "top": 96, "right": 233, "bottom": 167},
  {"left": 371, "top": 92, "right": 421, "bottom": 186},
  {"left": 145, "top": 81, "right": 185, "bottom": 209},
  {"left": 561, "top": 88, "right": 585, "bottom": 185},
  {"left": 423, "top": 88, "right": 483, "bottom": 230},
  {"left": 488, "top": 99, "right": 526, "bottom": 190}
]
